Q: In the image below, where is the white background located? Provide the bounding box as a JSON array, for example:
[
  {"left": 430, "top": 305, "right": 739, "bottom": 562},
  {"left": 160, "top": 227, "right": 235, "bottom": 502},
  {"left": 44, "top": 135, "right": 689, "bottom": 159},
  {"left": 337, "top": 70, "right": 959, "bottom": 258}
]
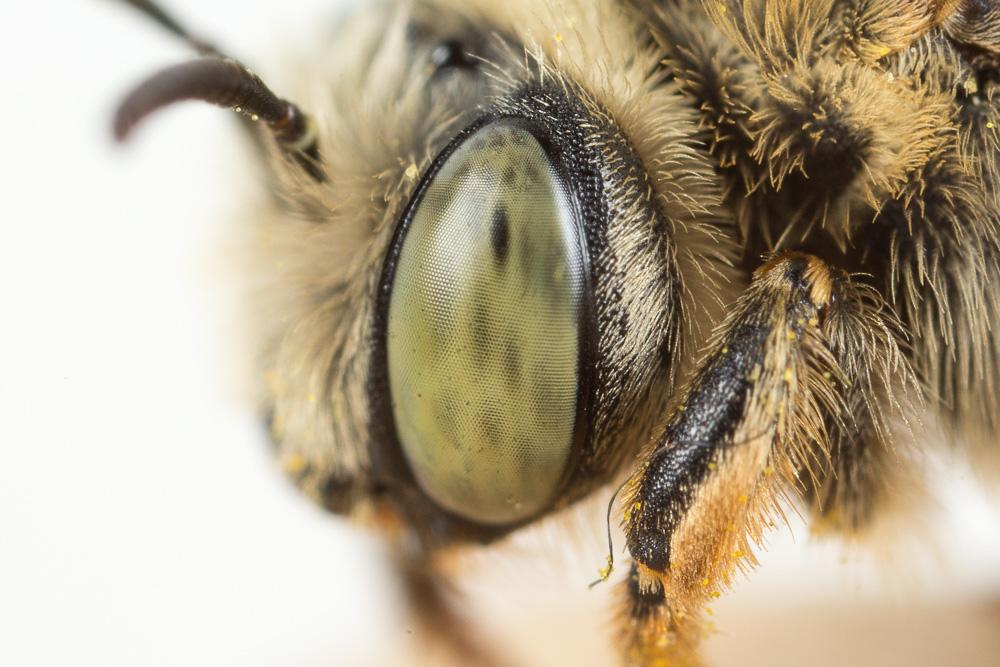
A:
[{"left": 1, "top": 2, "right": 999, "bottom": 666}]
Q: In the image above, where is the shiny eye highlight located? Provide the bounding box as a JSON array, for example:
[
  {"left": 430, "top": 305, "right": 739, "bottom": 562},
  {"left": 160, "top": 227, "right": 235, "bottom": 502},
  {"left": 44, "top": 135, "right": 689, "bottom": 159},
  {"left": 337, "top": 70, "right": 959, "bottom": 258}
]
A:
[{"left": 384, "top": 121, "right": 589, "bottom": 525}]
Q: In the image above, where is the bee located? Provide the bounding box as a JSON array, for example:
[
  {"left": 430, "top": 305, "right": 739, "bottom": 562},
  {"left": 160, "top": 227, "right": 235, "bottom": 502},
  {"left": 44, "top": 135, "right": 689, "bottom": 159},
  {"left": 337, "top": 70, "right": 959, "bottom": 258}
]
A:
[{"left": 112, "top": 0, "right": 1000, "bottom": 664}]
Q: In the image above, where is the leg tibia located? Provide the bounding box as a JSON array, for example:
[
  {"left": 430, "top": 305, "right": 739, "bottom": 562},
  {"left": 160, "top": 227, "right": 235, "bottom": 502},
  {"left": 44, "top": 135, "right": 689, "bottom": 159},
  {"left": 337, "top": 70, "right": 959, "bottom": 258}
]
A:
[
  {"left": 619, "top": 252, "right": 915, "bottom": 665},
  {"left": 625, "top": 253, "right": 839, "bottom": 596},
  {"left": 619, "top": 563, "right": 706, "bottom": 667}
]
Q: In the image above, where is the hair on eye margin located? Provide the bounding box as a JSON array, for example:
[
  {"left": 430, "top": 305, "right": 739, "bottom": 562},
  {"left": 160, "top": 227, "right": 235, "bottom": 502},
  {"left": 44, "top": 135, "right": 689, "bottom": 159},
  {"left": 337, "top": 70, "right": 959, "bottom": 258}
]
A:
[{"left": 113, "top": 57, "right": 326, "bottom": 182}]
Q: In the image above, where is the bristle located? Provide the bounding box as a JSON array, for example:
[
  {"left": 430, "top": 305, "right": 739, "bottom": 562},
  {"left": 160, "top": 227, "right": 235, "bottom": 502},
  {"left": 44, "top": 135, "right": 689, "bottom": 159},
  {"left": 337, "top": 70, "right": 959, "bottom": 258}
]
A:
[
  {"left": 804, "top": 275, "right": 922, "bottom": 532},
  {"left": 832, "top": 0, "right": 941, "bottom": 63}
]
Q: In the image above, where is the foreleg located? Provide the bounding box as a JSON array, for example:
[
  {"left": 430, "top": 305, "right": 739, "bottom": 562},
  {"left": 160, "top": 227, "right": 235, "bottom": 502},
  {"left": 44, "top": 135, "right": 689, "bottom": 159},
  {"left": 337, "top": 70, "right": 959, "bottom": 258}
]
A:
[{"left": 617, "top": 253, "right": 914, "bottom": 665}]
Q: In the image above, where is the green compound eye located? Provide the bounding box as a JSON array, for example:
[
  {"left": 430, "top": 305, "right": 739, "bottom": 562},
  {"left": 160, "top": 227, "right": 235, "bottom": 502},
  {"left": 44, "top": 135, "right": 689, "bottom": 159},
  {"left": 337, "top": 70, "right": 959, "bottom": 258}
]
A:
[{"left": 385, "top": 121, "right": 588, "bottom": 525}]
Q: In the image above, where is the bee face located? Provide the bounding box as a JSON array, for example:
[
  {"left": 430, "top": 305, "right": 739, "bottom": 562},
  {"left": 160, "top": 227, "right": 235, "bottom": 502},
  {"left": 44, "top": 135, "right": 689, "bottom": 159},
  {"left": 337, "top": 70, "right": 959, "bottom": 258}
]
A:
[
  {"left": 235, "top": 0, "right": 734, "bottom": 543},
  {"left": 112, "top": 0, "right": 1000, "bottom": 664},
  {"left": 368, "top": 80, "right": 706, "bottom": 540}
]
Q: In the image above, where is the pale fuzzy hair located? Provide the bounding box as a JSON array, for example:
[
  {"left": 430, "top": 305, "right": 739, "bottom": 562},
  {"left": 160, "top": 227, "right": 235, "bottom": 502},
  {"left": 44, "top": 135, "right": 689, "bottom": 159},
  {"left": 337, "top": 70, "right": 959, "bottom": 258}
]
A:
[
  {"left": 215, "top": 0, "right": 1000, "bottom": 663},
  {"left": 649, "top": 0, "right": 1000, "bottom": 465},
  {"left": 244, "top": 0, "right": 1000, "bottom": 538},
  {"left": 250, "top": 0, "right": 738, "bottom": 506}
]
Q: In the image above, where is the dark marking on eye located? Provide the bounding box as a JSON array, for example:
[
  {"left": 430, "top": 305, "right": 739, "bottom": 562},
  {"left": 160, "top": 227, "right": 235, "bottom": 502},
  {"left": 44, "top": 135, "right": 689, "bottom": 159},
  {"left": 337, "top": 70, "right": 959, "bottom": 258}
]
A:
[
  {"left": 501, "top": 166, "right": 517, "bottom": 187},
  {"left": 471, "top": 302, "right": 492, "bottom": 361},
  {"left": 513, "top": 436, "right": 535, "bottom": 473},
  {"left": 488, "top": 133, "right": 507, "bottom": 150},
  {"left": 491, "top": 207, "right": 510, "bottom": 264},
  {"left": 480, "top": 413, "right": 503, "bottom": 447},
  {"left": 454, "top": 162, "right": 474, "bottom": 183},
  {"left": 503, "top": 338, "right": 522, "bottom": 384},
  {"left": 436, "top": 394, "right": 460, "bottom": 439},
  {"left": 519, "top": 233, "right": 534, "bottom": 277}
]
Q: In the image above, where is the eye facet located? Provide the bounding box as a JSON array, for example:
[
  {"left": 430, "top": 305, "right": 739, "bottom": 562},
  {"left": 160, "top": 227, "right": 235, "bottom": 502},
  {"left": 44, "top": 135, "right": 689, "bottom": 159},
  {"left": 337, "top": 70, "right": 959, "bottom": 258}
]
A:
[{"left": 385, "top": 120, "right": 588, "bottom": 526}]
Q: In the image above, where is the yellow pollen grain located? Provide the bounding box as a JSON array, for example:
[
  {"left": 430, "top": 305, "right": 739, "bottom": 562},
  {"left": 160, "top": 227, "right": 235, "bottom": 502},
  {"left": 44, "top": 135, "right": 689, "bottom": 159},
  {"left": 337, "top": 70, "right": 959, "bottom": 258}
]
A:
[
  {"left": 721, "top": 346, "right": 729, "bottom": 354},
  {"left": 264, "top": 370, "right": 280, "bottom": 392},
  {"left": 764, "top": 466, "right": 774, "bottom": 476},
  {"left": 307, "top": 393, "right": 317, "bottom": 403},
  {"left": 701, "top": 577, "right": 710, "bottom": 587},
  {"left": 738, "top": 494, "right": 748, "bottom": 505},
  {"left": 404, "top": 163, "right": 419, "bottom": 181},
  {"left": 808, "top": 317, "right": 819, "bottom": 327},
  {"left": 783, "top": 368, "right": 794, "bottom": 383},
  {"left": 282, "top": 453, "right": 307, "bottom": 476},
  {"left": 554, "top": 32, "right": 564, "bottom": 43},
  {"left": 707, "top": 462, "right": 717, "bottom": 471},
  {"left": 597, "top": 556, "right": 613, "bottom": 581},
  {"left": 874, "top": 45, "right": 892, "bottom": 58},
  {"left": 989, "top": 122, "right": 996, "bottom": 129},
  {"left": 786, "top": 329, "right": 797, "bottom": 341}
]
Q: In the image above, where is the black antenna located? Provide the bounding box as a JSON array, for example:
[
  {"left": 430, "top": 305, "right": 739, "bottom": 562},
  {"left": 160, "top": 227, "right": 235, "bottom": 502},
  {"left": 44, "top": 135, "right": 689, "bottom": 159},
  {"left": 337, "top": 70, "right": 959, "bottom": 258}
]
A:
[
  {"left": 118, "top": 0, "right": 221, "bottom": 57},
  {"left": 113, "top": 0, "right": 325, "bottom": 181}
]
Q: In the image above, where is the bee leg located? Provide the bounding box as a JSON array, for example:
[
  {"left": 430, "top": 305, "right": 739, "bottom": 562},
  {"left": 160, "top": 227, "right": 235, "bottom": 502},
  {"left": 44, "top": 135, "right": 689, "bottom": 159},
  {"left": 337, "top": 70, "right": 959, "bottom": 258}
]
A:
[
  {"left": 619, "top": 561, "right": 706, "bottom": 667},
  {"left": 801, "top": 408, "right": 905, "bottom": 535},
  {"left": 802, "top": 257, "right": 922, "bottom": 534},
  {"left": 618, "top": 252, "right": 914, "bottom": 665},
  {"left": 393, "top": 548, "right": 510, "bottom": 667}
]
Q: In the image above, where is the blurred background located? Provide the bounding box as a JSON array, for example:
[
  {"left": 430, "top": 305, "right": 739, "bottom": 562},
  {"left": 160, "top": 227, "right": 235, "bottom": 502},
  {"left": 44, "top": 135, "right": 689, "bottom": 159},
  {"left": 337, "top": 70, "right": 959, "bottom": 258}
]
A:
[{"left": 0, "top": 2, "right": 998, "bottom": 665}]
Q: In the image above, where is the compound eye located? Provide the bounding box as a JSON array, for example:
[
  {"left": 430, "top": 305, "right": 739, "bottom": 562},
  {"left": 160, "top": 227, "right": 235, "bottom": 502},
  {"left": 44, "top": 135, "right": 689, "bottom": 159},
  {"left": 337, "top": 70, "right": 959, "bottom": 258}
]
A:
[{"left": 385, "top": 121, "right": 588, "bottom": 525}]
